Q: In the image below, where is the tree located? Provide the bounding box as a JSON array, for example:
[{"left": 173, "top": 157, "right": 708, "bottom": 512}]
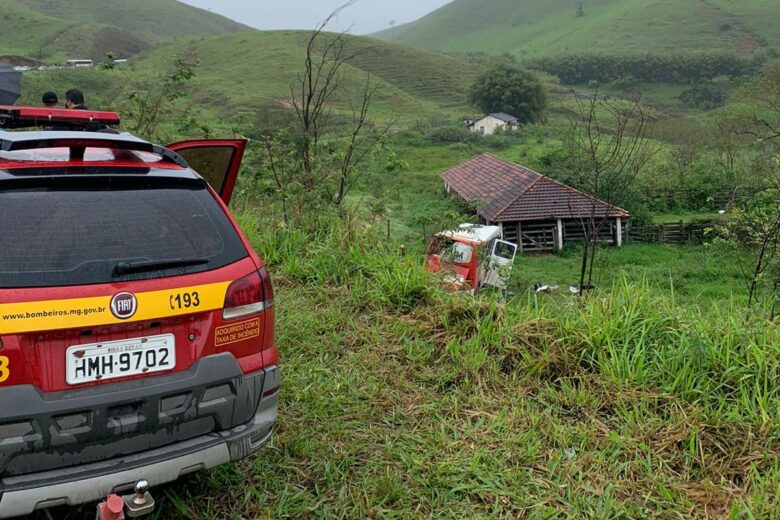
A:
[
  {"left": 258, "top": 1, "right": 396, "bottom": 221},
  {"left": 124, "top": 54, "right": 199, "bottom": 141},
  {"left": 566, "top": 92, "right": 656, "bottom": 292},
  {"left": 711, "top": 61, "right": 780, "bottom": 316},
  {"left": 736, "top": 61, "right": 780, "bottom": 143},
  {"left": 711, "top": 190, "right": 780, "bottom": 315},
  {"left": 468, "top": 61, "right": 547, "bottom": 124}
]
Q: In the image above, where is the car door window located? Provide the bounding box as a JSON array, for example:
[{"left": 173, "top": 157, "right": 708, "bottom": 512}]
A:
[
  {"left": 176, "top": 146, "right": 235, "bottom": 194},
  {"left": 166, "top": 140, "right": 246, "bottom": 204}
]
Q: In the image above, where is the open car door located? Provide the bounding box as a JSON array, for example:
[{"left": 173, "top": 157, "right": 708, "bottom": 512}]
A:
[
  {"left": 166, "top": 139, "right": 247, "bottom": 205},
  {"left": 483, "top": 240, "right": 518, "bottom": 289}
]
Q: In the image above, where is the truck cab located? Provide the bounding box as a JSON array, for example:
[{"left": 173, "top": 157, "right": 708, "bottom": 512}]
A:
[{"left": 426, "top": 224, "right": 518, "bottom": 293}]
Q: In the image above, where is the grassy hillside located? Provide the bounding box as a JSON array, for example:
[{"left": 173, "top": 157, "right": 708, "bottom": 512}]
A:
[
  {"left": 375, "top": 0, "right": 780, "bottom": 58},
  {"left": 0, "top": 0, "right": 250, "bottom": 62},
  {"left": 0, "top": 0, "right": 72, "bottom": 59},
  {"left": 125, "top": 31, "right": 482, "bottom": 123},
  {"left": 16, "top": 0, "right": 250, "bottom": 43}
]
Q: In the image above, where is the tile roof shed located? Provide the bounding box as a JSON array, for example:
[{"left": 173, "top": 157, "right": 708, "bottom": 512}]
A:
[{"left": 441, "top": 153, "right": 630, "bottom": 223}]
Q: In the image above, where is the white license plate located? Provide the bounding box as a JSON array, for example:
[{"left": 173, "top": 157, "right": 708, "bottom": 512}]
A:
[{"left": 66, "top": 334, "right": 176, "bottom": 385}]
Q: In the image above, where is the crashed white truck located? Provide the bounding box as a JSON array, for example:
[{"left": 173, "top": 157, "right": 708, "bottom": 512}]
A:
[{"left": 425, "top": 224, "right": 518, "bottom": 293}]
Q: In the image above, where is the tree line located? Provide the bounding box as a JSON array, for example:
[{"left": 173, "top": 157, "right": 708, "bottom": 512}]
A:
[{"left": 528, "top": 52, "right": 766, "bottom": 85}]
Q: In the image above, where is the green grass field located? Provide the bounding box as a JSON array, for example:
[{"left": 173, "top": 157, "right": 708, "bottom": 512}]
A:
[
  {"left": 34, "top": 208, "right": 775, "bottom": 520},
  {"left": 512, "top": 244, "right": 748, "bottom": 306},
  {"left": 375, "top": 0, "right": 780, "bottom": 59}
]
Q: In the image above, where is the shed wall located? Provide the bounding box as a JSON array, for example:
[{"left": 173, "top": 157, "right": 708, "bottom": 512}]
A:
[{"left": 502, "top": 218, "right": 628, "bottom": 252}]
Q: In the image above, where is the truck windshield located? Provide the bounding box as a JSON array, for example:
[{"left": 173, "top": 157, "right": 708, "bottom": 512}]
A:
[
  {"left": 0, "top": 176, "right": 248, "bottom": 288},
  {"left": 438, "top": 239, "right": 473, "bottom": 264}
]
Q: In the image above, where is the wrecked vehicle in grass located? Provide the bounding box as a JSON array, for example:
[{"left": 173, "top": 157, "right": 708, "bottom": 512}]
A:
[{"left": 425, "top": 224, "right": 518, "bottom": 293}]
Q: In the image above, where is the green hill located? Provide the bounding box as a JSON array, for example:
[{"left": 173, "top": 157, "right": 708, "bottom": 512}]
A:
[
  {"left": 0, "top": 0, "right": 250, "bottom": 62},
  {"left": 375, "top": 0, "right": 780, "bottom": 58},
  {"left": 16, "top": 0, "right": 250, "bottom": 43},
  {"left": 124, "top": 31, "right": 482, "bottom": 122}
]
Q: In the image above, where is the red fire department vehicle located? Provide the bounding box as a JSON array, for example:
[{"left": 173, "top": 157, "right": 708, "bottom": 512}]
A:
[{"left": 0, "top": 106, "right": 278, "bottom": 518}]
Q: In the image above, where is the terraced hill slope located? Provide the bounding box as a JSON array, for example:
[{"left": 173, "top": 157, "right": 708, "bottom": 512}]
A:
[
  {"left": 0, "top": 0, "right": 250, "bottom": 62},
  {"left": 126, "top": 31, "right": 482, "bottom": 121},
  {"left": 375, "top": 0, "right": 780, "bottom": 58}
]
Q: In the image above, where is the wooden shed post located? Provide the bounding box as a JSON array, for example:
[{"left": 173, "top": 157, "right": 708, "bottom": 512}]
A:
[
  {"left": 518, "top": 221, "right": 523, "bottom": 254},
  {"left": 616, "top": 218, "right": 623, "bottom": 247},
  {"left": 556, "top": 219, "right": 564, "bottom": 251}
]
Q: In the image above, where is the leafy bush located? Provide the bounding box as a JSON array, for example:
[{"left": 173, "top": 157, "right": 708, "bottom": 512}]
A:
[
  {"left": 709, "top": 189, "right": 780, "bottom": 312},
  {"left": 425, "top": 126, "right": 476, "bottom": 145},
  {"left": 679, "top": 83, "right": 725, "bottom": 110}
]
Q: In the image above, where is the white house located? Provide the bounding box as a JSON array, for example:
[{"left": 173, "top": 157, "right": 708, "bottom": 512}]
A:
[{"left": 465, "top": 112, "right": 519, "bottom": 135}]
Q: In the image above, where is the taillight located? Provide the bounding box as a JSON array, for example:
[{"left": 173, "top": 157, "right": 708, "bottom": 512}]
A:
[
  {"left": 223, "top": 268, "right": 274, "bottom": 320},
  {"left": 258, "top": 265, "right": 274, "bottom": 303}
]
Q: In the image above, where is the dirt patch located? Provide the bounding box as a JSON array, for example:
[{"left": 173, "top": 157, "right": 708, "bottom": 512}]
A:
[
  {"left": 45, "top": 24, "right": 150, "bottom": 61},
  {"left": 0, "top": 55, "right": 41, "bottom": 67},
  {"left": 698, "top": 0, "right": 763, "bottom": 52}
]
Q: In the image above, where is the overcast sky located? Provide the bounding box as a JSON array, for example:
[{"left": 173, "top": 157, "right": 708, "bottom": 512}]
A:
[{"left": 179, "top": 0, "right": 451, "bottom": 34}]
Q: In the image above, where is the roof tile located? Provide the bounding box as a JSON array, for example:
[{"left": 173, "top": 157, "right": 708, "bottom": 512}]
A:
[{"left": 440, "top": 153, "right": 630, "bottom": 222}]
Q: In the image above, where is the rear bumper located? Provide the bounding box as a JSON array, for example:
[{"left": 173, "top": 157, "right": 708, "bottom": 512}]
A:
[{"left": 0, "top": 362, "right": 279, "bottom": 518}]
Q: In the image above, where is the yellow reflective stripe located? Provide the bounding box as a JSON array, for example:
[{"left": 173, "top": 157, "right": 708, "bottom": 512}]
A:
[{"left": 0, "top": 282, "right": 231, "bottom": 335}]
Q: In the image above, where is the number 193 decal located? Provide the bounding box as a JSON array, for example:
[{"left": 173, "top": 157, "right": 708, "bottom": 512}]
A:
[{"left": 169, "top": 291, "right": 201, "bottom": 310}]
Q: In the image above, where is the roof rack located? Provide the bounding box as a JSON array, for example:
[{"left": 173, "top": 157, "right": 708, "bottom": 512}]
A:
[
  {"left": 0, "top": 131, "right": 189, "bottom": 167},
  {"left": 0, "top": 106, "right": 121, "bottom": 130}
]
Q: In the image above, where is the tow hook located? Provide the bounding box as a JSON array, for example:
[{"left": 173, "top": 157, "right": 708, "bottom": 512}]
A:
[
  {"left": 96, "top": 480, "right": 156, "bottom": 519},
  {"left": 96, "top": 494, "right": 125, "bottom": 520}
]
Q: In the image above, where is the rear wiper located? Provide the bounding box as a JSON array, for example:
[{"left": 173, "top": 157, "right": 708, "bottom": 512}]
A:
[{"left": 112, "top": 258, "right": 209, "bottom": 277}]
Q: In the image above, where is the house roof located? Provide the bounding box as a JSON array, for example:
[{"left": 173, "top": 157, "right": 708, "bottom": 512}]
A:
[
  {"left": 467, "top": 113, "right": 519, "bottom": 127},
  {"left": 489, "top": 112, "right": 519, "bottom": 123},
  {"left": 440, "top": 153, "right": 630, "bottom": 223}
]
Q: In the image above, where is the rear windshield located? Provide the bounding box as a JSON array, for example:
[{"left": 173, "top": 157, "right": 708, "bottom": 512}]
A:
[{"left": 0, "top": 177, "right": 248, "bottom": 288}]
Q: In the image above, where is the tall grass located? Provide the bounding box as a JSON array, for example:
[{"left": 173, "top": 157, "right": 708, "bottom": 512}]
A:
[
  {"left": 124, "top": 208, "right": 778, "bottom": 520},
  {"left": 241, "top": 209, "right": 780, "bottom": 433}
]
